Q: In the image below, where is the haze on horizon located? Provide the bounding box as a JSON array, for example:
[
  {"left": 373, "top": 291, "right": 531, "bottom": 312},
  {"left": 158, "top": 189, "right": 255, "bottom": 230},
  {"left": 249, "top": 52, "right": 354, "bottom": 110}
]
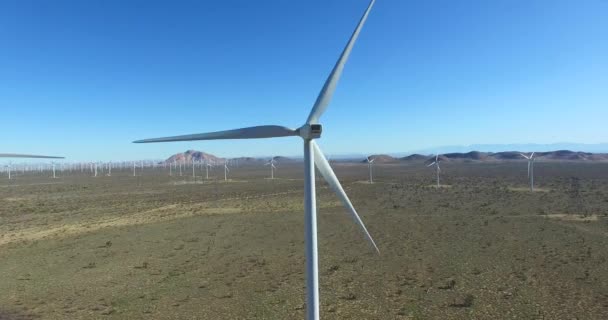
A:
[{"left": 1, "top": 0, "right": 607, "bottom": 161}]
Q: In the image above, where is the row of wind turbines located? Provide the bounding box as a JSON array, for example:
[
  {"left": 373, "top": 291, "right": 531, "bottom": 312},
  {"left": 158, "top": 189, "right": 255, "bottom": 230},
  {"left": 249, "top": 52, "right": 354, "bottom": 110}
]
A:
[
  {"left": 425, "top": 153, "right": 536, "bottom": 191},
  {"left": 3, "top": 151, "right": 538, "bottom": 192},
  {"left": 363, "top": 153, "right": 538, "bottom": 191},
  {"left": 1, "top": 156, "right": 288, "bottom": 182}
]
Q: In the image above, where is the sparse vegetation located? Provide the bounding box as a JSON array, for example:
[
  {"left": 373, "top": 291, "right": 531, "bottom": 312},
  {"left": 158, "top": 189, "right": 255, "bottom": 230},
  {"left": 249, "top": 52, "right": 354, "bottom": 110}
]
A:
[{"left": 1, "top": 161, "right": 608, "bottom": 319}]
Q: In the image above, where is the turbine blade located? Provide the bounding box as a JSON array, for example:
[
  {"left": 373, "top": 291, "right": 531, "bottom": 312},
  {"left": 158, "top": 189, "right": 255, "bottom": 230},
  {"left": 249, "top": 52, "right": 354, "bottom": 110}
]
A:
[
  {"left": 435, "top": 154, "right": 438, "bottom": 162},
  {"left": 520, "top": 153, "right": 529, "bottom": 159},
  {"left": 0, "top": 153, "right": 64, "bottom": 159},
  {"left": 312, "top": 141, "right": 379, "bottom": 253},
  {"left": 306, "top": 0, "right": 376, "bottom": 124},
  {"left": 133, "top": 125, "right": 297, "bottom": 143},
  {"left": 426, "top": 161, "right": 436, "bottom": 167},
  {"left": 531, "top": 152, "right": 535, "bottom": 158}
]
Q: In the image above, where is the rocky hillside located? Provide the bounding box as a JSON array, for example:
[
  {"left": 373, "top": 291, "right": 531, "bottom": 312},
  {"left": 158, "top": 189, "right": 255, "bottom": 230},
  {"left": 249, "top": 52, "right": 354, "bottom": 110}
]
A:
[
  {"left": 163, "top": 151, "right": 295, "bottom": 165},
  {"left": 164, "top": 150, "right": 223, "bottom": 164}
]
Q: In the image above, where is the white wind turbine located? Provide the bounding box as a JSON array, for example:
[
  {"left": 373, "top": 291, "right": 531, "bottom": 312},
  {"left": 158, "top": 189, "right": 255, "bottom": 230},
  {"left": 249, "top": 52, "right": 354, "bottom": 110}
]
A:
[
  {"left": 265, "top": 157, "right": 277, "bottom": 179},
  {"left": 223, "top": 161, "right": 229, "bottom": 181},
  {"left": 4, "top": 162, "right": 11, "bottom": 180},
  {"left": 134, "top": 1, "right": 378, "bottom": 319},
  {"left": 366, "top": 156, "right": 375, "bottom": 183},
  {"left": 520, "top": 152, "right": 536, "bottom": 191},
  {"left": 427, "top": 154, "right": 441, "bottom": 187},
  {"left": 0, "top": 154, "right": 64, "bottom": 179},
  {"left": 205, "top": 161, "right": 212, "bottom": 179},
  {"left": 192, "top": 159, "right": 196, "bottom": 178}
]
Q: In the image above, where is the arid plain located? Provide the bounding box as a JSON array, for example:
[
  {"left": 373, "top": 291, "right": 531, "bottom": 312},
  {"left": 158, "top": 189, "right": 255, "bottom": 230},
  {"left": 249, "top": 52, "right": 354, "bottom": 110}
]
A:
[{"left": 1, "top": 161, "right": 608, "bottom": 319}]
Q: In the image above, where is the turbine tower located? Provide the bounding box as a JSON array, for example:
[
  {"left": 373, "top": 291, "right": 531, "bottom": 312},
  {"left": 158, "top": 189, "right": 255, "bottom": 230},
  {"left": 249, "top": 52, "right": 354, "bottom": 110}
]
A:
[
  {"left": 5, "top": 163, "right": 11, "bottom": 180},
  {"left": 134, "top": 2, "right": 378, "bottom": 319},
  {"left": 205, "top": 162, "right": 211, "bottom": 179},
  {"left": 427, "top": 154, "right": 441, "bottom": 187},
  {"left": 520, "top": 152, "right": 536, "bottom": 191},
  {"left": 223, "top": 161, "right": 229, "bottom": 181},
  {"left": 366, "top": 156, "right": 375, "bottom": 183},
  {"left": 192, "top": 159, "right": 196, "bottom": 178},
  {"left": 265, "top": 157, "right": 277, "bottom": 179}
]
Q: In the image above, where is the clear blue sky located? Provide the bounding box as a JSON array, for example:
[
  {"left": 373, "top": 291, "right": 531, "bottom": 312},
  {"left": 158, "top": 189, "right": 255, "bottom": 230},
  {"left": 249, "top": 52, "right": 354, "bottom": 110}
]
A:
[{"left": 1, "top": 0, "right": 607, "bottom": 161}]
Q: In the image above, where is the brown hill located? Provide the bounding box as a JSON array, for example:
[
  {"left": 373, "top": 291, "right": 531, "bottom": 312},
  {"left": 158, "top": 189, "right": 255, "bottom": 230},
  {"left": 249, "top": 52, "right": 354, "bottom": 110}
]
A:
[
  {"left": 401, "top": 154, "right": 427, "bottom": 161},
  {"left": 272, "top": 156, "right": 296, "bottom": 163},
  {"left": 164, "top": 150, "right": 223, "bottom": 164},
  {"left": 362, "top": 154, "right": 398, "bottom": 163},
  {"left": 535, "top": 150, "right": 596, "bottom": 161},
  {"left": 442, "top": 151, "right": 490, "bottom": 161}
]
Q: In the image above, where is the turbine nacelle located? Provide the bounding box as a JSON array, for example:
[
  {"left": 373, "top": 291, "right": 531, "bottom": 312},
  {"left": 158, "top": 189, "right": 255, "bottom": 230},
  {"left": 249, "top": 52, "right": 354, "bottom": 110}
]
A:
[{"left": 298, "top": 124, "right": 322, "bottom": 140}]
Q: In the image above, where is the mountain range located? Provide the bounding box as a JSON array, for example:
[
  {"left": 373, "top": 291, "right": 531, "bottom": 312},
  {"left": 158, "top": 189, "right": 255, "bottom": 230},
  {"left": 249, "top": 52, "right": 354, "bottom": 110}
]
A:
[
  {"left": 165, "top": 149, "right": 608, "bottom": 165},
  {"left": 364, "top": 150, "right": 608, "bottom": 163}
]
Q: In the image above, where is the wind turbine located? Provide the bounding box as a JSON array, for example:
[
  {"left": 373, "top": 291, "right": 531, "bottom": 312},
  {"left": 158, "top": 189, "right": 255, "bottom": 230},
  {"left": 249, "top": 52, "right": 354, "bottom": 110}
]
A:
[
  {"left": 205, "top": 162, "right": 212, "bottom": 179},
  {"left": 133, "top": 1, "right": 378, "bottom": 319},
  {"left": 4, "top": 163, "right": 11, "bottom": 180},
  {"left": 265, "top": 157, "right": 277, "bottom": 179},
  {"left": 192, "top": 159, "right": 196, "bottom": 178},
  {"left": 223, "top": 161, "right": 229, "bottom": 181},
  {"left": 427, "top": 154, "right": 441, "bottom": 187},
  {"left": 0, "top": 154, "right": 64, "bottom": 179},
  {"left": 520, "top": 152, "right": 536, "bottom": 191},
  {"left": 366, "top": 156, "right": 375, "bottom": 183}
]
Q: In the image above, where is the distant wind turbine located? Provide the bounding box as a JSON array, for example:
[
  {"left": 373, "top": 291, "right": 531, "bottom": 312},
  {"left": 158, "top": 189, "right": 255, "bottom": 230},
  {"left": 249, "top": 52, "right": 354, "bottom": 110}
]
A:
[
  {"left": 427, "top": 154, "right": 441, "bottom": 187},
  {"left": 192, "top": 159, "right": 196, "bottom": 178},
  {"left": 520, "top": 152, "right": 536, "bottom": 191},
  {"left": 5, "top": 163, "right": 11, "bottom": 180},
  {"left": 366, "top": 156, "right": 375, "bottom": 183},
  {"left": 265, "top": 157, "right": 277, "bottom": 179},
  {"left": 205, "top": 162, "right": 212, "bottom": 179},
  {"left": 223, "top": 162, "right": 229, "bottom": 181},
  {"left": 133, "top": 1, "right": 378, "bottom": 319},
  {"left": 0, "top": 154, "right": 64, "bottom": 180}
]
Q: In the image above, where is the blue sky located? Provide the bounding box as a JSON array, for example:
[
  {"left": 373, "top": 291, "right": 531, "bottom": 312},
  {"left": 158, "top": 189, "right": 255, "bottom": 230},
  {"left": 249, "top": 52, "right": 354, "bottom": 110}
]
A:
[{"left": 1, "top": 0, "right": 607, "bottom": 161}]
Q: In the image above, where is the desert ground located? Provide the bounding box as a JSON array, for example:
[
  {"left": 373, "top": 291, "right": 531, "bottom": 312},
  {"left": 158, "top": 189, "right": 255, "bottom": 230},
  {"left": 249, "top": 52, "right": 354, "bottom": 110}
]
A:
[{"left": 1, "top": 161, "right": 608, "bottom": 319}]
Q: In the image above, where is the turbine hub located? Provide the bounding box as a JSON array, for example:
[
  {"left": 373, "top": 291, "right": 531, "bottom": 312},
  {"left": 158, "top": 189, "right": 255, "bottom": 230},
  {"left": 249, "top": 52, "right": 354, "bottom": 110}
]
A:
[{"left": 298, "top": 124, "right": 322, "bottom": 140}]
